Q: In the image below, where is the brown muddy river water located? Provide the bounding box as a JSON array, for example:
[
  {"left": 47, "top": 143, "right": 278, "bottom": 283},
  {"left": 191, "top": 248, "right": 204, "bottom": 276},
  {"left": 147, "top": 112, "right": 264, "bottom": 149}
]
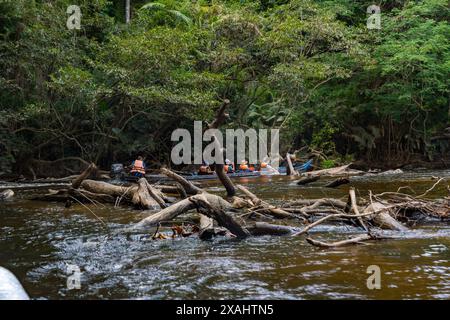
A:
[{"left": 1, "top": 170, "right": 449, "bottom": 299}]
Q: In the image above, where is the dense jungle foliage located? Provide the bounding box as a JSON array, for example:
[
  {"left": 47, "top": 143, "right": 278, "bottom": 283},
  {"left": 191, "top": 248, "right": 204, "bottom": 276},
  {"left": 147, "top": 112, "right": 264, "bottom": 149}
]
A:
[{"left": 0, "top": 0, "right": 449, "bottom": 176}]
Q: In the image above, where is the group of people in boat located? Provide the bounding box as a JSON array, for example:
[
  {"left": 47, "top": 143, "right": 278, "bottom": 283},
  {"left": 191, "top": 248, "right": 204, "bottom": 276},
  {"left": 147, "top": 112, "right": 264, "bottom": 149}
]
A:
[
  {"left": 198, "top": 159, "right": 279, "bottom": 175},
  {"left": 126, "top": 156, "right": 280, "bottom": 178}
]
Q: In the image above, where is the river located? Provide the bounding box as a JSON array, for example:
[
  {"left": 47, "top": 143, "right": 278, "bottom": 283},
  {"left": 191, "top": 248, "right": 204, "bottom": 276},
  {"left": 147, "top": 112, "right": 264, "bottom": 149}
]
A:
[{"left": 0, "top": 170, "right": 449, "bottom": 299}]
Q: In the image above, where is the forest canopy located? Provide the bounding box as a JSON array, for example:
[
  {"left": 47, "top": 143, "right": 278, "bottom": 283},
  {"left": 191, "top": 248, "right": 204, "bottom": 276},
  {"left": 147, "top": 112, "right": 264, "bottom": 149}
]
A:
[{"left": 0, "top": 0, "right": 449, "bottom": 175}]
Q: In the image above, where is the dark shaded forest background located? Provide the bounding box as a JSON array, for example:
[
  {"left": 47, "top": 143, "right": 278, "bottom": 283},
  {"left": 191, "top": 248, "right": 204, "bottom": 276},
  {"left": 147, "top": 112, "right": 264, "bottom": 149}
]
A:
[{"left": 0, "top": 0, "right": 449, "bottom": 177}]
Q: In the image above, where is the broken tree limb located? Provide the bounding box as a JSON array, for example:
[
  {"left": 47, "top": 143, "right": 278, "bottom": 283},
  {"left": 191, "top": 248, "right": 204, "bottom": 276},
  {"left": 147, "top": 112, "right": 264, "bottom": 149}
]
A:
[
  {"left": 160, "top": 168, "right": 215, "bottom": 236},
  {"left": 71, "top": 163, "right": 97, "bottom": 189},
  {"left": 306, "top": 232, "right": 398, "bottom": 248},
  {"left": 348, "top": 187, "right": 369, "bottom": 232},
  {"left": 160, "top": 168, "right": 202, "bottom": 195},
  {"left": 198, "top": 214, "right": 215, "bottom": 240},
  {"left": 207, "top": 98, "right": 236, "bottom": 197},
  {"left": 208, "top": 99, "right": 230, "bottom": 130},
  {"left": 286, "top": 153, "right": 299, "bottom": 176},
  {"left": 143, "top": 179, "right": 167, "bottom": 208},
  {"left": 236, "top": 184, "right": 294, "bottom": 219},
  {"left": 306, "top": 234, "right": 374, "bottom": 247}
]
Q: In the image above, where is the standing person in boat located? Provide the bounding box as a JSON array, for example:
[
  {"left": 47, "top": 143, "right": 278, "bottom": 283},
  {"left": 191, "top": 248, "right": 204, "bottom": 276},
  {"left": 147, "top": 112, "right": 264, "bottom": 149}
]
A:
[
  {"left": 224, "top": 159, "right": 234, "bottom": 173},
  {"left": 198, "top": 161, "right": 213, "bottom": 175},
  {"left": 130, "top": 156, "right": 146, "bottom": 178}
]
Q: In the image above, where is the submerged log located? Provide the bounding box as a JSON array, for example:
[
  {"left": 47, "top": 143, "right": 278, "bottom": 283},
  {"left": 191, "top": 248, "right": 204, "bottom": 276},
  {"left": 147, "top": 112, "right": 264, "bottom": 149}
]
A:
[
  {"left": 296, "top": 175, "right": 320, "bottom": 186},
  {"left": 325, "top": 177, "right": 350, "bottom": 188},
  {"left": 306, "top": 234, "right": 374, "bottom": 247},
  {"left": 301, "top": 164, "right": 364, "bottom": 178},
  {"left": 246, "top": 222, "right": 299, "bottom": 236}
]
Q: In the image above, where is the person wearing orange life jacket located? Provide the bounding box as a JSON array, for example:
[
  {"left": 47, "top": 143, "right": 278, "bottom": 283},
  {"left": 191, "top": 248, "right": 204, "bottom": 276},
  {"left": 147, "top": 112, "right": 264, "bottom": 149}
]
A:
[
  {"left": 224, "top": 159, "right": 234, "bottom": 173},
  {"left": 198, "top": 161, "right": 213, "bottom": 175},
  {"left": 259, "top": 160, "right": 279, "bottom": 175},
  {"left": 130, "top": 156, "right": 146, "bottom": 178},
  {"left": 248, "top": 164, "right": 255, "bottom": 172},
  {"left": 239, "top": 160, "right": 249, "bottom": 172}
]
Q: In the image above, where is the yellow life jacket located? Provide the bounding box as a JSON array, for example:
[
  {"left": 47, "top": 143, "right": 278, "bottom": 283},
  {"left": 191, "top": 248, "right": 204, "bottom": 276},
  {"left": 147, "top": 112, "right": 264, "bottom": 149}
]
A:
[{"left": 131, "top": 160, "right": 146, "bottom": 174}]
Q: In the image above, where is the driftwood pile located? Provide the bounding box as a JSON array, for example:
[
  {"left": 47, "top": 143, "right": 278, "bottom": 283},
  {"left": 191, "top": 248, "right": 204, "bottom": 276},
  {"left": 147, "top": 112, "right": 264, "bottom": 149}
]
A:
[{"left": 32, "top": 161, "right": 449, "bottom": 247}]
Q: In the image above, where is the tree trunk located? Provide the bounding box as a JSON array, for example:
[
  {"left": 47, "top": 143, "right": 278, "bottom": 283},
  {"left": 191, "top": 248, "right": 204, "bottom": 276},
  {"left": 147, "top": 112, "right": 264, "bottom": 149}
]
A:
[{"left": 125, "top": 0, "right": 131, "bottom": 24}]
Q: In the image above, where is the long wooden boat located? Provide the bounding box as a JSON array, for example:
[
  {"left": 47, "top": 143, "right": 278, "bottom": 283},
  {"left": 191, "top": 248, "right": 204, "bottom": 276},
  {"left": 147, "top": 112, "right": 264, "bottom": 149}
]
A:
[{"left": 124, "top": 160, "right": 314, "bottom": 183}]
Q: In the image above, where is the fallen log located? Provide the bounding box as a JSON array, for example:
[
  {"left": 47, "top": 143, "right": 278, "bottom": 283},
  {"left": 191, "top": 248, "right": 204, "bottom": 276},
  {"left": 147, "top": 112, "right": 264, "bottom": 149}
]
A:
[
  {"left": 160, "top": 168, "right": 201, "bottom": 195},
  {"left": 325, "top": 177, "right": 350, "bottom": 188},
  {"left": 132, "top": 192, "right": 249, "bottom": 238},
  {"left": 80, "top": 180, "right": 136, "bottom": 198},
  {"left": 246, "top": 222, "right": 299, "bottom": 236},
  {"left": 132, "top": 178, "right": 161, "bottom": 210},
  {"left": 364, "top": 202, "right": 407, "bottom": 231},
  {"left": 296, "top": 175, "right": 320, "bottom": 186},
  {"left": 160, "top": 168, "right": 216, "bottom": 237},
  {"left": 190, "top": 193, "right": 249, "bottom": 238}
]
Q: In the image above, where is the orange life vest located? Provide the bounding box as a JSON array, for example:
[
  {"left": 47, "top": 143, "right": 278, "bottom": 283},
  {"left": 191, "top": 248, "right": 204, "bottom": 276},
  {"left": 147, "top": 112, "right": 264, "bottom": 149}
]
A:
[
  {"left": 131, "top": 160, "right": 146, "bottom": 174},
  {"left": 239, "top": 164, "right": 248, "bottom": 170},
  {"left": 224, "top": 165, "right": 229, "bottom": 172},
  {"left": 249, "top": 166, "right": 255, "bottom": 172},
  {"left": 261, "top": 162, "right": 268, "bottom": 168}
]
